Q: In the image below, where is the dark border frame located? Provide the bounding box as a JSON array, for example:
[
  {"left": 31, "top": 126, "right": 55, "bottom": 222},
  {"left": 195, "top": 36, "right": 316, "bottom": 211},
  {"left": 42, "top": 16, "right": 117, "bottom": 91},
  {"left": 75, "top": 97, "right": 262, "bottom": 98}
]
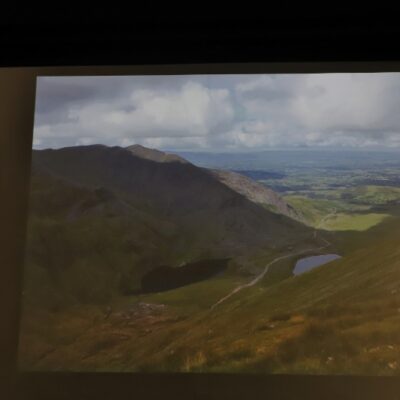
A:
[{"left": 3, "top": 63, "right": 400, "bottom": 400}]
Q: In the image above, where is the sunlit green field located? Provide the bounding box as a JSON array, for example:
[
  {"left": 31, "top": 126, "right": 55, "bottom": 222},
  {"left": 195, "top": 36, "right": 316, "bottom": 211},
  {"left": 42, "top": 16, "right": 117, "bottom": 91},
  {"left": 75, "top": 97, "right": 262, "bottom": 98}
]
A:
[
  {"left": 320, "top": 212, "right": 388, "bottom": 231},
  {"left": 284, "top": 185, "right": 400, "bottom": 231}
]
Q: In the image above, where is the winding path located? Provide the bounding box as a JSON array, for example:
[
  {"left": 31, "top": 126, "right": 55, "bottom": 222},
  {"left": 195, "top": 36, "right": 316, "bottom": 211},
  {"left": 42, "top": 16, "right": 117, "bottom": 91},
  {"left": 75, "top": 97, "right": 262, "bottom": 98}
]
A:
[
  {"left": 314, "top": 207, "right": 337, "bottom": 237},
  {"left": 211, "top": 226, "right": 332, "bottom": 310}
]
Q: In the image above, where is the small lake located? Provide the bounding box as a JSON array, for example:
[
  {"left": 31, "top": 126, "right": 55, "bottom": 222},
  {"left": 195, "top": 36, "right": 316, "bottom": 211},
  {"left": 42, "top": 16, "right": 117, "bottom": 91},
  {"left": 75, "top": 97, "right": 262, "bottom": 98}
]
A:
[
  {"left": 140, "top": 258, "right": 230, "bottom": 293},
  {"left": 293, "top": 254, "right": 342, "bottom": 276}
]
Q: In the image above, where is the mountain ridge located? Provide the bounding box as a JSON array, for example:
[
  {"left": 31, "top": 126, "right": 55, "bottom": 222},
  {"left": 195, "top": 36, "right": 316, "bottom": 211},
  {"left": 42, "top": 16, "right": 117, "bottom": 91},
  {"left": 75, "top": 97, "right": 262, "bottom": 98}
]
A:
[
  {"left": 125, "top": 145, "right": 298, "bottom": 219},
  {"left": 126, "top": 144, "right": 188, "bottom": 164},
  {"left": 34, "top": 144, "right": 297, "bottom": 220},
  {"left": 31, "top": 144, "right": 311, "bottom": 257}
]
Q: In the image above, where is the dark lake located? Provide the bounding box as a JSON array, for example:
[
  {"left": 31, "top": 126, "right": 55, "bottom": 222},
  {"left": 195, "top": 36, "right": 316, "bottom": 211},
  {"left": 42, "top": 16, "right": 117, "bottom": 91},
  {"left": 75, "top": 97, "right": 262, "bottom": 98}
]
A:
[
  {"left": 140, "top": 258, "right": 230, "bottom": 293},
  {"left": 293, "top": 254, "right": 342, "bottom": 276}
]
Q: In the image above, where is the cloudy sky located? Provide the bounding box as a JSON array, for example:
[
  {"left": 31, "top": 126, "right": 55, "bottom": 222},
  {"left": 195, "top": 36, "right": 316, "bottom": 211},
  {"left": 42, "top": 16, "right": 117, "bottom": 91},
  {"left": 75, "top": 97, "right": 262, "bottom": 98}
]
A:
[{"left": 33, "top": 73, "right": 400, "bottom": 151}]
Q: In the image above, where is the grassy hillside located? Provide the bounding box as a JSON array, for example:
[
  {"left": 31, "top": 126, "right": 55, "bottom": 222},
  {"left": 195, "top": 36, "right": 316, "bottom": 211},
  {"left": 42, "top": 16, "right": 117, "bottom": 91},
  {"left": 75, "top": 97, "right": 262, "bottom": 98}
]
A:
[
  {"left": 19, "top": 214, "right": 400, "bottom": 375},
  {"left": 24, "top": 180, "right": 176, "bottom": 308}
]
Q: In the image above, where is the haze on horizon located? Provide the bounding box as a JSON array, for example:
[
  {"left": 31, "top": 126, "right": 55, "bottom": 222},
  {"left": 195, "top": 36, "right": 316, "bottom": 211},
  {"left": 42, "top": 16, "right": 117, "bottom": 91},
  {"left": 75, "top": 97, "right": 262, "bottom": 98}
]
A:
[{"left": 33, "top": 73, "right": 400, "bottom": 152}]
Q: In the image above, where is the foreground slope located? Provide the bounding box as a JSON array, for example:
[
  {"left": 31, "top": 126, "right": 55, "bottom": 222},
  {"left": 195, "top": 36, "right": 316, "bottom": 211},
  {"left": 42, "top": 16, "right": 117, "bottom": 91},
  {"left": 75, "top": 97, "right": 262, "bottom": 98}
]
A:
[{"left": 19, "top": 213, "right": 400, "bottom": 375}]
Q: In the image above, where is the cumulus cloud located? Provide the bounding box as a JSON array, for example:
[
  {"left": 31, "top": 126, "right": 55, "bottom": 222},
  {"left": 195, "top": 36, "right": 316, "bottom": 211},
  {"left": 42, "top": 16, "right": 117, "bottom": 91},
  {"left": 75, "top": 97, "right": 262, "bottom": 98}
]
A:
[
  {"left": 34, "top": 79, "right": 234, "bottom": 148},
  {"left": 98, "top": 82, "right": 234, "bottom": 137},
  {"left": 291, "top": 74, "right": 400, "bottom": 132},
  {"left": 232, "top": 73, "right": 400, "bottom": 149},
  {"left": 33, "top": 73, "right": 400, "bottom": 150}
]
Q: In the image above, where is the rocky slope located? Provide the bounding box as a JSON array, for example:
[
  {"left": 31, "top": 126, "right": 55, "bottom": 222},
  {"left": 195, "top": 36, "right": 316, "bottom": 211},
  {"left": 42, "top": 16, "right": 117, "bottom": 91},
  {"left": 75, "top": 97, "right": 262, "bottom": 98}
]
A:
[
  {"left": 126, "top": 144, "right": 188, "bottom": 164},
  {"left": 209, "top": 168, "right": 300, "bottom": 220},
  {"left": 123, "top": 145, "right": 300, "bottom": 220}
]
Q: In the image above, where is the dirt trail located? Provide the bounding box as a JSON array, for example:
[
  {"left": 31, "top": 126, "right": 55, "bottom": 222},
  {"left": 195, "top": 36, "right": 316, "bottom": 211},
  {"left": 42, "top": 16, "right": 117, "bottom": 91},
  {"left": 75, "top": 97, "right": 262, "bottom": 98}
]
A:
[
  {"left": 314, "top": 208, "right": 337, "bottom": 237},
  {"left": 211, "top": 232, "right": 331, "bottom": 310}
]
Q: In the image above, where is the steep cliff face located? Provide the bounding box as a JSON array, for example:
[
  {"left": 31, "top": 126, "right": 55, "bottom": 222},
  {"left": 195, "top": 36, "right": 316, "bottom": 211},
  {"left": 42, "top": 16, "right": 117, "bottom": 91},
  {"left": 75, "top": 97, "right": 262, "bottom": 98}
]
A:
[{"left": 209, "top": 168, "right": 300, "bottom": 220}]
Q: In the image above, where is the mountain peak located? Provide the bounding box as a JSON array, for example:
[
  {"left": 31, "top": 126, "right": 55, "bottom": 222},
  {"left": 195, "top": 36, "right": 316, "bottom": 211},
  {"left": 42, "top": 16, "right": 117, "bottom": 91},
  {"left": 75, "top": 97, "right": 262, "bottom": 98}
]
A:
[{"left": 126, "top": 144, "right": 188, "bottom": 164}]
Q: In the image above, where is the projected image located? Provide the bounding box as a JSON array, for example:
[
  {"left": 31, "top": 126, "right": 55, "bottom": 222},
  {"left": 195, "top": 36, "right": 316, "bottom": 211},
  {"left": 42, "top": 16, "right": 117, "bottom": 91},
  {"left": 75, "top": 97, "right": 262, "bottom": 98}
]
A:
[{"left": 18, "top": 74, "right": 400, "bottom": 374}]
